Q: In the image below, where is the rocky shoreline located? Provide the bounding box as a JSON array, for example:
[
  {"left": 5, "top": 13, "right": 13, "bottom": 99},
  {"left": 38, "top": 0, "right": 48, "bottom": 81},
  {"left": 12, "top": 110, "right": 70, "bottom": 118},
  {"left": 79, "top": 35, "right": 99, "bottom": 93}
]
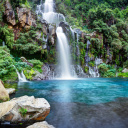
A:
[{"left": 0, "top": 80, "right": 55, "bottom": 128}]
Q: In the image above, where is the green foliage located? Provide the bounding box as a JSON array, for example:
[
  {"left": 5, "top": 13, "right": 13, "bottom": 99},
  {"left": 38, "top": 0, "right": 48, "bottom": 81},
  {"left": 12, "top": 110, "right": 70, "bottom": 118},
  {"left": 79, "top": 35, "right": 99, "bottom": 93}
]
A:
[
  {"left": 0, "top": 0, "right": 5, "bottom": 22},
  {"left": 24, "top": 69, "right": 35, "bottom": 80},
  {"left": 98, "top": 63, "right": 116, "bottom": 77},
  {"left": 0, "top": 46, "right": 17, "bottom": 82},
  {"left": 123, "top": 60, "right": 128, "bottom": 68},
  {"left": 88, "top": 61, "right": 95, "bottom": 67},
  {"left": 4, "top": 83, "right": 17, "bottom": 90},
  {"left": 111, "top": 39, "right": 122, "bottom": 51},
  {"left": 0, "top": 25, "right": 14, "bottom": 48},
  {"left": 84, "top": 66, "right": 89, "bottom": 73},
  {"left": 117, "top": 67, "right": 123, "bottom": 72},
  {"left": 13, "top": 28, "right": 43, "bottom": 55},
  {"left": 28, "top": 59, "right": 43, "bottom": 73},
  {"left": 10, "top": 0, "right": 30, "bottom": 8},
  {"left": 19, "top": 107, "right": 27, "bottom": 117},
  {"left": 14, "top": 62, "right": 30, "bottom": 72},
  {"left": 118, "top": 72, "right": 128, "bottom": 78}
]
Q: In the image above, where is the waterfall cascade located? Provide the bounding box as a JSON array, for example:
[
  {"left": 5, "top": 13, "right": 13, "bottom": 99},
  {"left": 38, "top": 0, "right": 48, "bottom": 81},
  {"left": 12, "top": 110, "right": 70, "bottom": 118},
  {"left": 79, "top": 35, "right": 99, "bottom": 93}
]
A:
[
  {"left": 2, "top": 41, "right": 5, "bottom": 46},
  {"left": 36, "top": 0, "right": 65, "bottom": 25},
  {"left": 36, "top": 0, "right": 77, "bottom": 79},
  {"left": 17, "top": 71, "right": 27, "bottom": 82},
  {"left": 13, "top": 65, "right": 27, "bottom": 82},
  {"left": 85, "top": 40, "right": 100, "bottom": 77},
  {"left": 36, "top": 0, "right": 100, "bottom": 79},
  {"left": 56, "top": 27, "right": 73, "bottom": 79}
]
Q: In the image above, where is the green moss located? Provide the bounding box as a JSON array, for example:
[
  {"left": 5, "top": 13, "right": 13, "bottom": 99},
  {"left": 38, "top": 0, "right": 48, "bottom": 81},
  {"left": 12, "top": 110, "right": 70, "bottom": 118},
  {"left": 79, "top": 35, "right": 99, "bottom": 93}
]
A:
[
  {"left": 28, "top": 59, "right": 43, "bottom": 73},
  {"left": 88, "top": 61, "right": 95, "bottom": 67},
  {"left": 4, "top": 83, "right": 18, "bottom": 90},
  {"left": 24, "top": 69, "right": 36, "bottom": 80},
  {"left": 84, "top": 66, "right": 89, "bottom": 73},
  {"left": 118, "top": 72, "right": 128, "bottom": 77}
]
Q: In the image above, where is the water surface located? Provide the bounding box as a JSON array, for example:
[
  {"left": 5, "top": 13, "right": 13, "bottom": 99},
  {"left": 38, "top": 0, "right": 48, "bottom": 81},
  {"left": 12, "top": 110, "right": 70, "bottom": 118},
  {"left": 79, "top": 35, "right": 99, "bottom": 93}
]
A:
[{"left": 13, "top": 78, "right": 128, "bottom": 128}]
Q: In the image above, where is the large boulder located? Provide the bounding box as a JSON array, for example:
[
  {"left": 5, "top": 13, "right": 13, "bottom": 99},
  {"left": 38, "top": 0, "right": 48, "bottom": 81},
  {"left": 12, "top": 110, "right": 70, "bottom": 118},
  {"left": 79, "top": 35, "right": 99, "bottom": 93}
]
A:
[
  {"left": 122, "top": 68, "right": 128, "bottom": 73},
  {"left": 0, "top": 80, "right": 9, "bottom": 102},
  {"left": 0, "top": 96, "right": 50, "bottom": 123},
  {"left": 33, "top": 65, "right": 51, "bottom": 80},
  {"left": 6, "top": 88, "right": 16, "bottom": 95},
  {"left": 26, "top": 121, "right": 55, "bottom": 128}
]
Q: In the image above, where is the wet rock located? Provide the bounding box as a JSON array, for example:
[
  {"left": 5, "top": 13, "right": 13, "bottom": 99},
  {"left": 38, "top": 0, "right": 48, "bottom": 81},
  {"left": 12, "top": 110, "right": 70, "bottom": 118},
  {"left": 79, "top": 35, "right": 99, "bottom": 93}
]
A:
[
  {"left": 0, "top": 96, "right": 50, "bottom": 123},
  {"left": 21, "top": 57, "right": 28, "bottom": 62},
  {"left": 4, "top": 0, "right": 16, "bottom": 26},
  {"left": 49, "top": 25, "right": 56, "bottom": 45},
  {"left": 59, "top": 21, "right": 70, "bottom": 33},
  {"left": 26, "top": 121, "right": 55, "bottom": 128},
  {"left": 33, "top": 65, "right": 51, "bottom": 80},
  {"left": 0, "top": 80, "right": 9, "bottom": 102},
  {"left": 6, "top": 88, "right": 16, "bottom": 95},
  {"left": 95, "top": 58, "right": 103, "bottom": 65},
  {"left": 122, "top": 68, "right": 128, "bottom": 73},
  {"left": 40, "top": 19, "right": 49, "bottom": 35},
  {"left": 33, "top": 72, "right": 45, "bottom": 80},
  {"left": 106, "top": 53, "right": 113, "bottom": 64}
]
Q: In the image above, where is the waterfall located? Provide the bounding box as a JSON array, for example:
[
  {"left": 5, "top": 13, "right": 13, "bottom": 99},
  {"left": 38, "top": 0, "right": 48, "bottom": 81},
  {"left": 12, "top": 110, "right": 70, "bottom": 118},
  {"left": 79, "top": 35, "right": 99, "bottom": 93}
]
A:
[
  {"left": 85, "top": 40, "right": 91, "bottom": 66},
  {"left": 13, "top": 65, "right": 27, "bottom": 82},
  {"left": 2, "top": 41, "right": 5, "bottom": 46},
  {"left": 56, "top": 27, "right": 74, "bottom": 79},
  {"left": 36, "top": 0, "right": 77, "bottom": 79},
  {"left": 17, "top": 70, "right": 27, "bottom": 82},
  {"left": 85, "top": 40, "right": 100, "bottom": 77},
  {"left": 36, "top": 0, "right": 65, "bottom": 25},
  {"left": 70, "top": 26, "right": 75, "bottom": 40}
]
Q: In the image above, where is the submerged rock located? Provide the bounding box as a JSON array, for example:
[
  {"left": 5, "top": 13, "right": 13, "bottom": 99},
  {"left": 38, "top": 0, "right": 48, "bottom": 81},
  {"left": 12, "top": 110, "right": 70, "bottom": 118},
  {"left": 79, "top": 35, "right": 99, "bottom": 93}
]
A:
[
  {"left": 0, "top": 80, "right": 9, "bottom": 102},
  {"left": 6, "top": 88, "right": 16, "bottom": 95},
  {"left": 0, "top": 96, "right": 50, "bottom": 123},
  {"left": 26, "top": 121, "right": 55, "bottom": 128}
]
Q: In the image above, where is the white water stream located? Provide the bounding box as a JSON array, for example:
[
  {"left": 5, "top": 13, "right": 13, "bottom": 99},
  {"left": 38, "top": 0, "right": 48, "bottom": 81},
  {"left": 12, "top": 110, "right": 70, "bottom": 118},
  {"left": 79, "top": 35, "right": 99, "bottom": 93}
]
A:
[
  {"left": 36, "top": 0, "right": 100, "bottom": 79},
  {"left": 56, "top": 27, "right": 73, "bottom": 79},
  {"left": 36, "top": 0, "right": 65, "bottom": 25},
  {"left": 36, "top": 0, "right": 77, "bottom": 79},
  {"left": 13, "top": 65, "right": 27, "bottom": 82}
]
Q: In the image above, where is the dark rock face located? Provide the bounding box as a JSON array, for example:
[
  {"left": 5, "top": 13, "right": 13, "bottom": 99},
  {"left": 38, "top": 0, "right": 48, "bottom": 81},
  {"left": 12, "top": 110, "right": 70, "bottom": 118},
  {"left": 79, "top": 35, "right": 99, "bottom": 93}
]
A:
[
  {"left": 16, "top": 7, "right": 36, "bottom": 29},
  {"left": 59, "top": 21, "right": 70, "bottom": 33},
  {"left": 4, "top": 0, "right": 16, "bottom": 26},
  {"left": 48, "top": 25, "right": 56, "bottom": 45},
  {"left": 59, "top": 21, "right": 71, "bottom": 39},
  {"left": 4, "top": 0, "right": 36, "bottom": 29}
]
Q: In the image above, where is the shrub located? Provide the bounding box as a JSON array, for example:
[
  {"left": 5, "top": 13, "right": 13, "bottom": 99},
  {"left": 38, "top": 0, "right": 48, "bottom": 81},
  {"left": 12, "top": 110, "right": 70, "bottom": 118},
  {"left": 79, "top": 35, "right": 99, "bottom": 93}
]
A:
[{"left": 19, "top": 107, "right": 27, "bottom": 117}]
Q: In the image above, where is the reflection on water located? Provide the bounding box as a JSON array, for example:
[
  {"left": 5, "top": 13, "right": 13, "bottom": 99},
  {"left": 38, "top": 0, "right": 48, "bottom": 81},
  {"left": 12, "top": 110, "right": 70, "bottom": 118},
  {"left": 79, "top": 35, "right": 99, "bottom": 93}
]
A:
[{"left": 12, "top": 78, "right": 128, "bottom": 128}]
